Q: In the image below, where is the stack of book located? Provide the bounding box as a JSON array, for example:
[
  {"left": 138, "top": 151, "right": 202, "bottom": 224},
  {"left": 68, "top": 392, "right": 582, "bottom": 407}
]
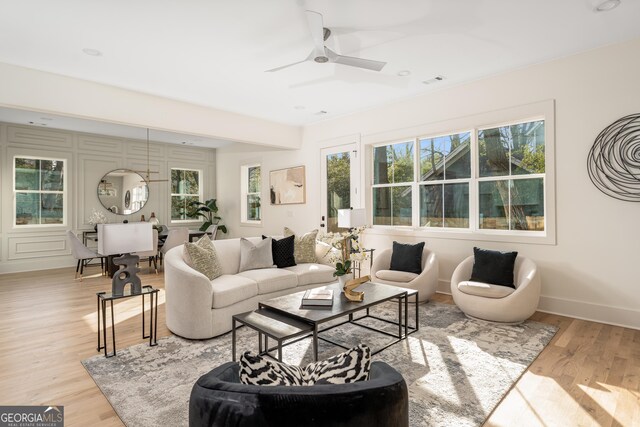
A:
[{"left": 302, "top": 288, "right": 334, "bottom": 307}]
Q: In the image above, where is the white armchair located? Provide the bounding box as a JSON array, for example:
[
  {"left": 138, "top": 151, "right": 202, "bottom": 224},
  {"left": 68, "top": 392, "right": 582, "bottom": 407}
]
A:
[
  {"left": 450, "top": 255, "right": 541, "bottom": 323},
  {"left": 370, "top": 247, "right": 439, "bottom": 302}
]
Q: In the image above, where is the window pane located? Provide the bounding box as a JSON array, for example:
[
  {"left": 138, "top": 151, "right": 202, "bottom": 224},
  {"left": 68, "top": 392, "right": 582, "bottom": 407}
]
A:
[
  {"left": 443, "top": 183, "right": 469, "bottom": 228},
  {"left": 40, "top": 160, "right": 64, "bottom": 191},
  {"left": 181, "top": 170, "right": 199, "bottom": 194},
  {"left": 373, "top": 187, "right": 391, "bottom": 226},
  {"left": 420, "top": 184, "right": 443, "bottom": 227},
  {"left": 511, "top": 178, "right": 544, "bottom": 231},
  {"left": 16, "top": 192, "right": 39, "bottom": 225},
  {"left": 171, "top": 169, "right": 182, "bottom": 194},
  {"left": 15, "top": 158, "right": 39, "bottom": 191},
  {"left": 510, "top": 121, "right": 545, "bottom": 175},
  {"left": 41, "top": 193, "right": 64, "bottom": 224},
  {"left": 171, "top": 195, "right": 199, "bottom": 220},
  {"left": 373, "top": 142, "right": 414, "bottom": 184},
  {"left": 248, "top": 167, "right": 261, "bottom": 193},
  {"left": 420, "top": 132, "right": 470, "bottom": 181},
  {"left": 392, "top": 186, "right": 412, "bottom": 226},
  {"left": 478, "top": 127, "right": 510, "bottom": 177},
  {"left": 479, "top": 180, "right": 509, "bottom": 230},
  {"left": 327, "top": 152, "right": 351, "bottom": 232},
  {"left": 247, "top": 194, "right": 261, "bottom": 221}
]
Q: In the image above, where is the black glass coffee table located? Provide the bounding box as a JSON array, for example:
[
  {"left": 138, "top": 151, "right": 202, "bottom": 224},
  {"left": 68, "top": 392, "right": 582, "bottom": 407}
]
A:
[{"left": 243, "top": 281, "right": 419, "bottom": 361}]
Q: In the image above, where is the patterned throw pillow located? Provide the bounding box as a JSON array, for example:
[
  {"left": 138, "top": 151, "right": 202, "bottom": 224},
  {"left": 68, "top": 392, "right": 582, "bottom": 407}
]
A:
[
  {"left": 262, "top": 235, "right": 296, "bottom": 268},
  {"left": 183, "top": 236, "right": 222, "bottom": 280},
  {"left": 238, "top": 345, "right": 371, "bottom": 386},
  {"left": 284, "top": 227, "right": 318, "bottom": 264}
]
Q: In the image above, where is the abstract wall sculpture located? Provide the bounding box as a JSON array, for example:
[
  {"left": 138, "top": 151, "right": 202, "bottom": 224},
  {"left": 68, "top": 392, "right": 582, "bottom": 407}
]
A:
[{"left": 587, "top": 113, "right": 640, "bottom": 201}]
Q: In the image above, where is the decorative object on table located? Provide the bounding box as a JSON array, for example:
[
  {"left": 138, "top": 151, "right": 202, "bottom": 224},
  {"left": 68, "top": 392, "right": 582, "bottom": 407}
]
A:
[
  {"left": 342, "top": 275, "right": 370, "bottom": 302},
  {"left": 301, "top": 288, "right": 334, "bottom": 306},
  {"left": 98, "top": 223, "right": 154, "bottom": 296},
  {"left": 319, "top": 226, "right": 368, "bottom": 300},
  {"left": 147, "top": 212, "right": 159, "bottom": 226},
  {"left": 451, "top": 252, "right": 541, "bottom": 323},
  {"left": 269, "top": 165, "right": 306, "bottom": 205},
  {"left": 82, "top": 301, "right": 557, "bottom": 427},
  {"left": 98, "top": 169, "right": 149, "bottom": 215},
  {"left": 140, "top": 214, "right": 145, "bottom": 222},
  {"left": 185, "top": 198, "right": 228, "bottom": 234},
  {"left": 87, "top": 208, "right": 107, "bottom": 231},
  {"left": 587, "top": 113, "right": 640, "bottom": 201}
]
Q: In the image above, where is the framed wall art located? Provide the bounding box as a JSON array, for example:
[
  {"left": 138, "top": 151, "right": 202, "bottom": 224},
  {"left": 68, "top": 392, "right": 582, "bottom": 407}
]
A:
[{"left": 269, "top": 165, "right": 306, "bottom": 205}]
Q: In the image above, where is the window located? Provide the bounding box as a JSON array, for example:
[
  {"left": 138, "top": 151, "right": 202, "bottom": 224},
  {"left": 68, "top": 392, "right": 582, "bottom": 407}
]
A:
[
  {"left": 371, "top": 118, "right": 547, "bottom": 235},
  {"left": 372, "top": 141, "right": 414, "bottom": 226},
  {"left": 14, "top": 156, "right": 65, "bottom": 226},
  {"left": 171, "top": 168, "right": 202, "bottom": 221},
  {"left": 241, "top": 165, "right": 261, "bottom": 223}
]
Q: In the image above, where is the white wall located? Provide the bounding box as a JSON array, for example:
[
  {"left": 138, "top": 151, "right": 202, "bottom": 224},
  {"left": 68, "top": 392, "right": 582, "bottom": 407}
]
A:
[
  {"left": 217, "top": 37, "right": 640, "bottom": 329},
  {"left": 0, "top": 123, "right": 216, "bottom": 273}
]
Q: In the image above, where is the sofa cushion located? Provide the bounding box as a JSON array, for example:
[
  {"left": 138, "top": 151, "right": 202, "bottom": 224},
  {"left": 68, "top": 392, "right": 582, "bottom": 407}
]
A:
[
  {"left": 470, "top": 247, "right": 518, "bottom": 288},
  {"left": 284, "top": 263, "right": 335, "bottom": 286},
  {"left": 390, "top": 241, "right": 425, "bottom": 274},
  {"left": 263, "top": 235, "right": 296, "bottom": 268},
  {"left": 239, "top": 237, "right": 274, "bottom": 272},
  {"left": 183, "top": 236, "right": 222, "bottom": 280},
  {"left": 211, "top": 275, "right": 258, "bottom": 309},
  {"left": 375, "top": 269, "right": 418, "bottom": 283},
  {"left": 457, "top": 280, "right": 515, "bottom": 299},
  {"left": 237, "top": 268, "right": 298, "bottom": 294},
  {"left": 284, "top": 227, "right": 318, "bottom": 264}
]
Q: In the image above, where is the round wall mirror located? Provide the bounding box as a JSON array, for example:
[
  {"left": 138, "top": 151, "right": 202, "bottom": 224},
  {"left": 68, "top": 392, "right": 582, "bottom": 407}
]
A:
[{"left": 97, "top": 169, "right": 149, "bottom": 215}]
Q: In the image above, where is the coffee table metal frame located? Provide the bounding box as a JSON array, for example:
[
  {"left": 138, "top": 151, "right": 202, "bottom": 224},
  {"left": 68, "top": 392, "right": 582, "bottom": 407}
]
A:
[{"left": 239, "top": 282, "right": 420, "bottom": 361}]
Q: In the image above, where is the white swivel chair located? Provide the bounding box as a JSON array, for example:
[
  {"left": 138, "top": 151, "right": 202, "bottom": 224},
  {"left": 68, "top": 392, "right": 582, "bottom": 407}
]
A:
[
  {"left": 159, "top": 227, "right": 189, "bottom": 265},
  {"left": 370, "top": 246, "right": 439, "bottom": 302},
  {"left": 133, "top": 229, "right": 159, "bottom": 274},
  {"left": 67, "top": 230, "right": 103, "bottom": 280},
  {"left": 450, "top": 255, "right": 541, "bottom": 324}
]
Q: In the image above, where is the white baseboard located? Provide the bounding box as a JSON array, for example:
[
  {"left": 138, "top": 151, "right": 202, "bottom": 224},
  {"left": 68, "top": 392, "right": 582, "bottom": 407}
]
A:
[{"left": 435, "top": 279, "right": 640, "bottom": 331}]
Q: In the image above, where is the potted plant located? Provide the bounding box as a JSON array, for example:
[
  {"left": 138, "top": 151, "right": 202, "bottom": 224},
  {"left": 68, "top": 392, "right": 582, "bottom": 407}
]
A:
[
  {"left": 186, "top": 199, "right": 228, "bottom": 234},
  {"left": 320, "top": 227, "right": 368, "bottom": 287}
]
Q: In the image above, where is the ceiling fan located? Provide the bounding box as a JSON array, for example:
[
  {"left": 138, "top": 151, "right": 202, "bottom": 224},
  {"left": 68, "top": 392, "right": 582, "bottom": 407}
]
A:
[
  {"left": 138, "top": 129, "right": 168, "bottom": 183},
  {"left": 265, "top": 10, "right": 386, "bottom": 73}
]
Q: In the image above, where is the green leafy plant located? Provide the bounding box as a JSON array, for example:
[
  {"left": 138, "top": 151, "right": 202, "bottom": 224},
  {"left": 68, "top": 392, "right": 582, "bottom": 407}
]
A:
[
  {"left": 186, "top": 198, "right": 228, "bottom": 234},
  {"left": 333, "top": 260, "right": 352, "bottom": 277}
]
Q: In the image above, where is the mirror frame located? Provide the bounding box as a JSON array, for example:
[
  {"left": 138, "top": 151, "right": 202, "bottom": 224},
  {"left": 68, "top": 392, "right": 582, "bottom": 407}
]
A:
[{"left": 97, "top": 169, "right": 149, "bottom": 215}]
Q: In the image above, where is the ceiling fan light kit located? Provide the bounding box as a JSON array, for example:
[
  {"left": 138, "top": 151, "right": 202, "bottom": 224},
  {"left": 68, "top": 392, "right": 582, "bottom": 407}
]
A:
[{"left": 266, "top": 10, "right": 387, "bottom": 73}]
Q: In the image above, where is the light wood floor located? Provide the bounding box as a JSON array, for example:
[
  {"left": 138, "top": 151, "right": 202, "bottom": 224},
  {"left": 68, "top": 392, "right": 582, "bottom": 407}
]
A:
[{"left": 0, "top": 267, "right": 638, "bottom": 427}]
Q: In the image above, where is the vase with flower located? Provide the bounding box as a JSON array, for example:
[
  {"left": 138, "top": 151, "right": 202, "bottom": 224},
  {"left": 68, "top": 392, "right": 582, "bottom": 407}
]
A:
[{"left": 320, "top": 226, "right": 369, "bottom": 300}]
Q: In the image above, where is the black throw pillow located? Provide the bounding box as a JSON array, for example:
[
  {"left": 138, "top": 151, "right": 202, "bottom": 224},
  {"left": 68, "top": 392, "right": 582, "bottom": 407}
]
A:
[
  {"left": 262, "top": 235, "right": 296, "bottom": 268},
  {"left": 389, "top": 241, "right": 425, "bottom": 274},
  {"left": 470, "top": 247, "right": 518, "bottom": 288}
]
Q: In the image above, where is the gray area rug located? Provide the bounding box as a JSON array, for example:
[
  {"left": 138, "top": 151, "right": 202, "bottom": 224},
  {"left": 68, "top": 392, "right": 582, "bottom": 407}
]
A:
[{"left": 82, "top": 301, "right": 557, "bottom": 426}]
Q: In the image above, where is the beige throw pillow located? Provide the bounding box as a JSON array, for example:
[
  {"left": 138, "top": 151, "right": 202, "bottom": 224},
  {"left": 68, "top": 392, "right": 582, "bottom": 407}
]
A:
[
  {"left": 284, "top": 227, "right": 318, "bottom": 264},
  {"left": 183, "top": 236, "right": 223, "bottom": 280},
  {"left": 239, "top": 237, "right": 274, "bottom": 272}
]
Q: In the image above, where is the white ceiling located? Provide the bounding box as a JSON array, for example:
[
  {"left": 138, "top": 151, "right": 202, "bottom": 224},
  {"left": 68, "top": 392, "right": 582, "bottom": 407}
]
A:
[{"left": 0, "top": 0, "right": 638, "bottom": 128}]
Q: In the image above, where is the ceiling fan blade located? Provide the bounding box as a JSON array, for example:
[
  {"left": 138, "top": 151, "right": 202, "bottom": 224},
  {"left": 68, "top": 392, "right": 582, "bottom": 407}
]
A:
[
  {"left": 326, "top": 47, "right": 386, "bottom": 72},
  {"left": 305, "top": 10, "right": 326, "bottom": 58},
  {"left": 265, "top": 57, "right": 309, "bottom": 73}
]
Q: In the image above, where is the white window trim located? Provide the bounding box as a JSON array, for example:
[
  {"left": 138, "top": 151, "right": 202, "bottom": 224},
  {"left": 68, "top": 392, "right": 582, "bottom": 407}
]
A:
[
  {"left": 364, "top": 100, "right": 556, "bottom": 245},
  {"left": 241, "top": 164, "right": 261, "bottom": 225},
  {"left": 170, "top": 167, "right": 203, "bottom": 223},
  {"left": 13, "top": 155, "right": 67, "bottom": 228}
]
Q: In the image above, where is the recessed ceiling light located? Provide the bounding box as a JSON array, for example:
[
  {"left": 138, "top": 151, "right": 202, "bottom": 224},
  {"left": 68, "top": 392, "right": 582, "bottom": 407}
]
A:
[
  {"left": 82, "top": 48, "right": 102, "bottom": 56},
  {"left": 315, "top": 110, "right": 328, "bottom": 115},
  {"left": 422, "top": 75, "right": 445, "bottom": 85},
  {"left": 397, "top": 70, "right": 411, "bottom": 77},
  {"left": 594, "top": 0, "right": 621, "bottom": 12},
  {"left": 40, "top": 117, "right": 53, "bottom": 121},
  {"left": 294, "top": 105, "right": 305, "bottom": 110},
  {"left": 28, "top": 121, "right": 48, "bottom": 126}
]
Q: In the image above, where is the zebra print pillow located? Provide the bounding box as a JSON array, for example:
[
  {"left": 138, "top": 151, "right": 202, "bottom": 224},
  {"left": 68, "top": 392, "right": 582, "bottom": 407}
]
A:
[{"left": 238, "top": 345, "right": 371, "bottom": 386}]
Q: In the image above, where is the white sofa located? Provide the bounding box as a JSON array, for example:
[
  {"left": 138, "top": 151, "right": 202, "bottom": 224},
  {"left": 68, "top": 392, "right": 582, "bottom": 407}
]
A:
[{"left": 164, "top": 237, "right": 337, "bottom": 339}]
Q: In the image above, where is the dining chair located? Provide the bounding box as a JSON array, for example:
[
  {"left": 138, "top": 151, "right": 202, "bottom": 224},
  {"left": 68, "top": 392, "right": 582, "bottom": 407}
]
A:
[
  {"left": 67, "top": 230, "right": 104, "bottom": 281},
  {"left": 133, "top": 229, "right": 159, "bottom": 274},
  {"left": 206, "top": 224, "right": 219, "bottom": 240},
  {"left": 159, "top": 227, "right": 189, "bottom": 265}
]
